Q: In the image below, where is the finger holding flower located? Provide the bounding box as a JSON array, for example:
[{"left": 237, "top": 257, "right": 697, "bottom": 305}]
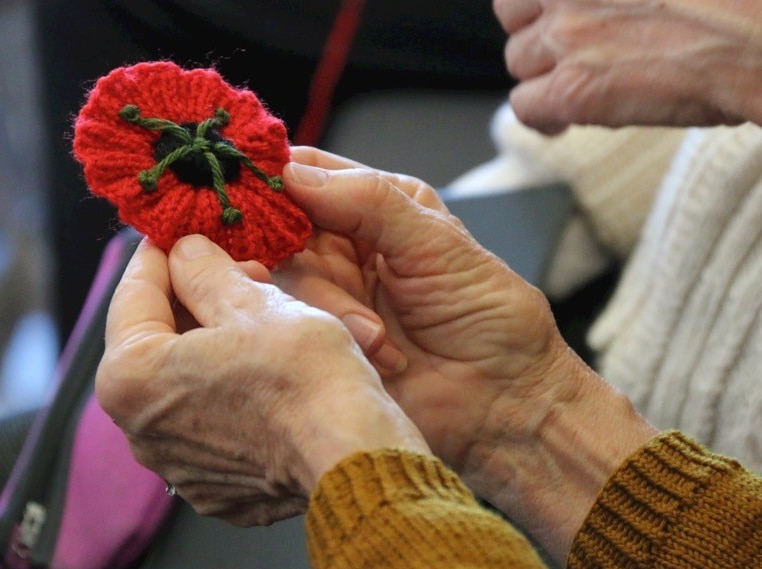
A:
[{"left": 96, "top": 235, "right": 429, "bottom": 526}]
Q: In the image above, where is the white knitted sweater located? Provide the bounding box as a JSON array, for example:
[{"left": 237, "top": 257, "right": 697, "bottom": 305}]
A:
[{"left": 451, "top": 104, "right": 762, "bottom": 472}]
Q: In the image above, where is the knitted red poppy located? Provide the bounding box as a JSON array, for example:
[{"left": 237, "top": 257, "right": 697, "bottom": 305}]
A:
[{"left": 73, "top": 61, "right": 312, "bottom": 267}]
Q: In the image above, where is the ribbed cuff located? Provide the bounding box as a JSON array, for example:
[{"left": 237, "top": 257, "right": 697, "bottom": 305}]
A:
[
  {"left": 307, "top": 449, "right": 544, "bottom": 569},
  {"left": 568, "top": 430, "right": 762, "bottom": 568}
]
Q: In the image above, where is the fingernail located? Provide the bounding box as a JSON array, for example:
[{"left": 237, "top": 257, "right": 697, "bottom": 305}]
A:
[
  {"left": 372, "top": 341, "right": 408, "bottom": 375},
  {"left": 342, "top": 314, "right": 383, "bottom": 353},
  {"left": 286, "top": 162, "right": 328, "bottom": 188},
  {"left": 175, "top": 234, "right": 217, "bottom": 260}
]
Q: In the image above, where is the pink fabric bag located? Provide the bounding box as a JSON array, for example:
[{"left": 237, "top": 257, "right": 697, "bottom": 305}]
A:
[{"left": 0, "top": 230, "right": 173, "bottom": 569}]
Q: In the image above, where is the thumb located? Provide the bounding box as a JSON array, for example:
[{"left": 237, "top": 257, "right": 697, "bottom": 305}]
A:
[
  {"left": 283, "top": 162, "right": 471, "bottom": 270},
  {"left": 169, "top": 234, "right": 271, "bottom": 327}
]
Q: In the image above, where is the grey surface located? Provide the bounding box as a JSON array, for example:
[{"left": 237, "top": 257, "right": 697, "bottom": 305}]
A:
[
  {"left": 441, "top": 184, "right": 573, "bottom": 286},
  {"left": 0, "top": 0, "right": 57, "bottom": 416},
  {"left": 139, "top": 504, "right": 309, "bottom": 569},
  {"left": 323, "top": 89, "right": 508, "bottom": 188}
]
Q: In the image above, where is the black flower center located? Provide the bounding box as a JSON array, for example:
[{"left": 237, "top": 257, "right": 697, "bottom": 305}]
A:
[{"left": 154, "top": 122, "right": 241, "bottom": 187}]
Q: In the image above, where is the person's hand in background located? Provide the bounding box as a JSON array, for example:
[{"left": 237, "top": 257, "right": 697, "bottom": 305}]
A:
[{"left": 495, "top": 0, "right": 762, "bottom": 132}]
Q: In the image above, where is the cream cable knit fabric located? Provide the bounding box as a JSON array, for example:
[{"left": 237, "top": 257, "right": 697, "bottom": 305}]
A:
[
  {"left": 451, "top": 104, "right": 762, "bottom": 472},
  {"left": 589, "top": 123, "right": 762, "bottom": 472},
  {"left": 449, "top": 105, "right": 686, "bottom": 298},
  {"left": 451, "top": 104, "right": 686, "bottom": 257}
]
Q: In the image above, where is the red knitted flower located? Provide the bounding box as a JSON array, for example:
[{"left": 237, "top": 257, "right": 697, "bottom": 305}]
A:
[{"left": 73, "top": 61, "right": 312, "bottom": 267}]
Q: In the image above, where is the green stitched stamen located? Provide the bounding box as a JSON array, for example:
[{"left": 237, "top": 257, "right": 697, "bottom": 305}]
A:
[{"left": 119, "top": 104, "right": 282, "bottom": 225}]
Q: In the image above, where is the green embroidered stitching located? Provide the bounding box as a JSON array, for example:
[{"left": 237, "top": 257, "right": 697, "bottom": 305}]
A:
[{"left": 119, "top": 104, "right": 283, "bottom": 226}]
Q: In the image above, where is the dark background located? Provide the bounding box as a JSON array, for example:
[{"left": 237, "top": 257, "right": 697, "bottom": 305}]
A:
[{"left": 32, "top": 0, "right": 512, "bottom": 347}]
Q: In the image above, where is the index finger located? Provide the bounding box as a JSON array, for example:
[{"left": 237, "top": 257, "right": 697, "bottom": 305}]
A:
[{"left": 105, "top": 238, "right": 177, "bottom": 350}]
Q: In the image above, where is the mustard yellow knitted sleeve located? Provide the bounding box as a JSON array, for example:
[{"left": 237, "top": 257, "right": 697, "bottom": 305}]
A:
[
  {"left": 306, "top": 449, "right": 547, "bottom": 569},
  {"left": 569, "top": 430, "right": 762, "bottom": 568}
]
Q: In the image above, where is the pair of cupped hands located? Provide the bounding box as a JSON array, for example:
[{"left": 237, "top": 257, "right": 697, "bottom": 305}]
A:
[{"left": 96, "top": 146, "right": 575, "bottom": 529}]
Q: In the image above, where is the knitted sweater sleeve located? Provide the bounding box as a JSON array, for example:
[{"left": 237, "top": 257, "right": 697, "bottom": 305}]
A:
[
  {"left": 305, "top": 449, "right": 547, "bottom": 569},
  {"left": 568, "top": 430, "right": 762, "bottom": 568}
]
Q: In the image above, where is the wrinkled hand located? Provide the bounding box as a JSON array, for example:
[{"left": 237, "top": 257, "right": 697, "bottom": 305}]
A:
[
  {"left": 495, "top": 0, "right": 762, "bottom": 132},
  {"left": 280, "top": 147, "right": 572, "bottom": 478},
  {"left": 281, "top": 148, "right": 656, "bottom": 564},
  {"left": 96, "top": 235, "right": 429, "bottom": 527}
]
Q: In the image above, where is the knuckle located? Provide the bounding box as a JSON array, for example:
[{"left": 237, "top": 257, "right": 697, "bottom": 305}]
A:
[
  {"left": 358, "top": 169, "right": 393, "bottom": 206},
  {"left": 125, "top": 436, "right": 163, "bottom": 471},
  {"left": 265, "top": 304, "right": 356, "bottom": 365},
  {"left": 290, "top": 308, "right": 351, "bottom": 350},
  {"left": 94, "top": 350, "right": 133, "bottom": 420},
  {"left": 187, "top": 495, "right": 220, "bottom": 517},
  {"left": 186, "top": 264, "right": 255, "bottom": 320},
  {"left": 543, "top": 13, "right": 575, "bottom": 48},
  {"left": 344, "top": 168, "right": 399, "bottom": 212},
  {"left": 551, "top": 64, "right": 600, "bottom": 122},
  {"left": 95, "top": 339, "right": 165, "bottom": 424},
  {"left": 505, "top": 38, "right": 524, "bottom": 78},
  {"left": 182, "top": 262, "right": 230, "bottom": 304}
]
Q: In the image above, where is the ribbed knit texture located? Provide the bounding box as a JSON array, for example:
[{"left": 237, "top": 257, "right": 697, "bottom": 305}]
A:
[
  {"left": 482, "top": 104, "right": 686, "bottom": 258},
  {"left": 569, "top": 430, "right": 762, "bottom": 568},
  {"left": 73, "top": 61, "right": 312, "bottom": 267},
  {"left": 306, "top": 449, "right": 546, "bottom": 569},
  {"left": 453, "top": 107, "right": 762, "bottom": 473},
  {"left": 588, "top": 123, "right": 762, "bottom": 472},
  {"left": 448, "top": 104, "right": 686, "bottom": 298}
]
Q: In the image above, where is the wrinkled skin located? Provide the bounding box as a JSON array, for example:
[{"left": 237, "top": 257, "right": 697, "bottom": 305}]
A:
[
  {"left": 278, "top": 147, "right": 572, "bottom": 477},
  {"left": 97, "top": 146, "right": 653, "bottom": 563},
  {"left": 277, "top": 147, "right": 639, "bottom": 563},
  {"left": 97, "top": 233, "right": 429, "bottom": 526},
  {"left": 494, "top": 0, "right": 762, "bottom": 132},
  {"left": 97, "top": 145, "right": 570, "bottom": 528}
]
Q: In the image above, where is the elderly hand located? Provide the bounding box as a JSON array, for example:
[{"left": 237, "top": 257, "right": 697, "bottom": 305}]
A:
[
  {"left": 280, "top": 147, "right": 656, "bottom": 563},
  {"left": 495, "top": 0, "right": 762, "bottom": 132},
  {"left": 96, "top": 235, "right": 429, "bottom": 527},
  {"left": 280, "top": 147, "right": 568, "bottom": 474}
]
